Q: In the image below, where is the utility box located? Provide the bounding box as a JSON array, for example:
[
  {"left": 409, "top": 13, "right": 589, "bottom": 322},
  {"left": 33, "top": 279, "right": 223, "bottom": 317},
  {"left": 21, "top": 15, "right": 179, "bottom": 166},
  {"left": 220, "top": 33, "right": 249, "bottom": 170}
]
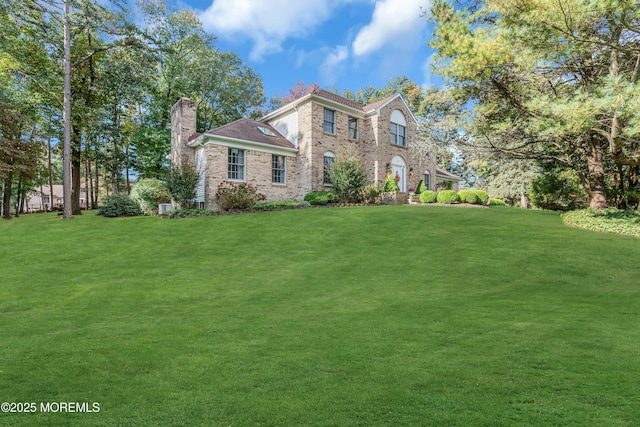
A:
[{"left": 158, "top": 203, "right": 173, "bottom": 215}]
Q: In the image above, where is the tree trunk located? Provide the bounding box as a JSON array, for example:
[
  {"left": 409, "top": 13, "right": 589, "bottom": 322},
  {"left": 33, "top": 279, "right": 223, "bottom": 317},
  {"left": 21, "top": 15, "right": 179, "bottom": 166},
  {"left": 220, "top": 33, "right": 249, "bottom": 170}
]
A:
[
  {"left": 520, "top": 193, "right": 530, "bottom": 209},
  {"left": 2, "top": 171, "right": 13, "bottom": 219},
  {"left": 62, "top": 0, "right": 72, "bottom": 219},
  {"left": 94, "top": 162, "right": 100, "bottom": 205},
  {"left": 587, "top": 139, "right": 608, "bottom": 210},
  {"left": 47, "top": 137, "right": 54, "bottom": 212},
  {"left": 71, "top": 134, "right": 82, "bottom": 215},
  {"left": 14, "top": 176, "right": 22, "bottom": 217},
  {"left": 87, "top": 158, "right": 94, "bottom": 209}
]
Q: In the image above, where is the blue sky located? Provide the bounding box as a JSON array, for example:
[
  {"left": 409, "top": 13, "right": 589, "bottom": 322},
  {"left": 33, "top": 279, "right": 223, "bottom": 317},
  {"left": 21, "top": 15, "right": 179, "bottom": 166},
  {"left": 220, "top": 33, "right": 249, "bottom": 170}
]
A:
[{"left": 180, "top": 0, "right": 438, "bottom": 99}]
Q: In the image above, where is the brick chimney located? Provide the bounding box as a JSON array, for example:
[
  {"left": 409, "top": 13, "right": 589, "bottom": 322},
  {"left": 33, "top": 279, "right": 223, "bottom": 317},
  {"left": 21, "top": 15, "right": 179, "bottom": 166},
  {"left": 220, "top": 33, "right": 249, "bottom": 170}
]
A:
[{"left": 170, "top": 98, "right": 197, "bottom": 168}]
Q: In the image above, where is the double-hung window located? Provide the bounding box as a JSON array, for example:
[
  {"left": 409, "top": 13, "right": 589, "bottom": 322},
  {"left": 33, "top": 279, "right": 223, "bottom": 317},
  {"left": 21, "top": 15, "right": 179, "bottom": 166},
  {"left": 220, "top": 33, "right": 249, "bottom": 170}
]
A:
[
  {"left": 228, "top": 148, "right": 245, "bottom": 181},
  {"left": 272, "top": 155, "right": 286, "bottom": 184},
  {"left": 348, "top": 117, "right": 358, "bottom": 139},
  {"left": 323, "top": 152, "right": 335, "bottom": 185},
  {"left": 391, "top": 123, "right": 406, "bottom": 147},
  {"left": 324, "top": 108, "right": 335, "bottom": 134}
]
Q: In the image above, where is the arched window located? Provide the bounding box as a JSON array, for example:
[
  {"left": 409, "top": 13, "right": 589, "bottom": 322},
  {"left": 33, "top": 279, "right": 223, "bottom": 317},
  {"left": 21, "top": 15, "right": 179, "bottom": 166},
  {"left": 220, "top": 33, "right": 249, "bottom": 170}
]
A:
[
  {"left": 323, "top": 151, "right": 335, "bottom": 185},
  {"left": 390, "top": 110, "right": 407, "bottom": 147}
]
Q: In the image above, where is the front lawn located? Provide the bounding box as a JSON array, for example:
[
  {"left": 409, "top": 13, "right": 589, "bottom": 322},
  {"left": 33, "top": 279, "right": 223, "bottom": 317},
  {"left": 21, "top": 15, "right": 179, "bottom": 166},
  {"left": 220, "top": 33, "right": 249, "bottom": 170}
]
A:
[{"left": 1, "top": 206, "right": 639, "bottom": 426}]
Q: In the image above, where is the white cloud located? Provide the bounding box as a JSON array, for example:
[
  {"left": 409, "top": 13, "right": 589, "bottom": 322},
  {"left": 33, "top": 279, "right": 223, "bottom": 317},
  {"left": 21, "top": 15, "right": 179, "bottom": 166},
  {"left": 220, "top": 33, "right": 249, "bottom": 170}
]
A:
[
  {"left": 200, "top": 0, "right": 342, "bottom": 61},
  {"left": 352, "top": 0, "right": 430, "bottom": 57},
  {"left": 320, "top": 45, "right": 349, "bottom": 84}
]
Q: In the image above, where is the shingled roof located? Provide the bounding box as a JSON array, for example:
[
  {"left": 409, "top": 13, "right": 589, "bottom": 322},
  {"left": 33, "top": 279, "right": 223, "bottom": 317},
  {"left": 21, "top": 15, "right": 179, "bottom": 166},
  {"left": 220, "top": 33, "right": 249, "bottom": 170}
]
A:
[
  {"left": 309, "top": 88, "right": 399, "bottom": 113},
  {"left": 201, "top": 119, "right": 296, "bottom": 150}
]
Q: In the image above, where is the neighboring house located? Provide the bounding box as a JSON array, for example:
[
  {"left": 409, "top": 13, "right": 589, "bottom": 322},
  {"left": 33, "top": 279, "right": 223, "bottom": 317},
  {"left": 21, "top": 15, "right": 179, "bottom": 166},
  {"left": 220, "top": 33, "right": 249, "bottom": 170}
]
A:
[
  {"left": 170, "top": 88, "right": 460, "bottom": 209},
  {"left": 25, "top": 185, "right": 88, "bottom": 212},
  {"left": 435, "top": 167, "right": 463, "bottom": 192}
]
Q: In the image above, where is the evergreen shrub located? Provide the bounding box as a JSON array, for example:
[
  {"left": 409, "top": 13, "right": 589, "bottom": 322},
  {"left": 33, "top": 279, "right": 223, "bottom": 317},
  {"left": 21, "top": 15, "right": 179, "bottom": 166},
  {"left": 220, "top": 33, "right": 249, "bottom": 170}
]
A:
[
  {"left": 458, "top": 190, "right": 479, "bottom": 204},
  {"left": 420, "top": 190, "right": 437, "bottom": 203},
  {"left": 97, "top": 193, "right": 142, "bottom": 217},
  {"left": 472, "top": 190, "right": 489, "bottom": 205},
  {"left": 303, "top": 190, "right": 339, "bottom": 205},
  {"left": 437, "top": 190, "right": 460, "bottom": 204},
  {"left": 382, "top": 174, "right": 399, "bottom": 192}
]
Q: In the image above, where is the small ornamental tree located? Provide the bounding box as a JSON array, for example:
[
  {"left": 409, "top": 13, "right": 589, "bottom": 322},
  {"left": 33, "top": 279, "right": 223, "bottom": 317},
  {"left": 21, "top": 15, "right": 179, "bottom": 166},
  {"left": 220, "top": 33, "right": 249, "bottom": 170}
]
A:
[
  {"left": 329, "top": 148, "right": 368, "bottom": 202},
  {"left": 165, "top": 161, "right": 200, "bottom": 209},
  {"left": 383, "top": 173, "right": 399, "bottom": 192},
  {"left": 416, "top": 180, "right": 427, "bottom": 194},
  {"left": 130, "top": 178, "right": 171, "bottom": 215}
]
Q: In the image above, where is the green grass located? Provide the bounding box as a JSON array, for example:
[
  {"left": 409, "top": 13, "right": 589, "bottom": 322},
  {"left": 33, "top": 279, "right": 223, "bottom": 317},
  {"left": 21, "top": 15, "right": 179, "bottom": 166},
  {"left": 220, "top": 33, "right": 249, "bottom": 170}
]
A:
[{"left": 1, "top": 206, "right": 639, "bottom": 426}]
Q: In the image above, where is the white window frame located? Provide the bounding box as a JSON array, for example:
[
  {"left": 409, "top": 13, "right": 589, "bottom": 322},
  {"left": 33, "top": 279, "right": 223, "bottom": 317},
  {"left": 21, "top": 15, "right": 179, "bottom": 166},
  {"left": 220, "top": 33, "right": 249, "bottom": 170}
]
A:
[
  {"left": 391, "top": 123, "right": 407, "bottom": 147},
  {"left": 272, "top": 154, "right": 286, "bottom": 185},
  {"left": 425, "top": 171, "right": 431, "bottom": 190},
  {"left": 324, "top": 108, "right": 336, "bottom": 134},
  {"left": 228, "top": 148, "right": 246, "bottom": 181}
]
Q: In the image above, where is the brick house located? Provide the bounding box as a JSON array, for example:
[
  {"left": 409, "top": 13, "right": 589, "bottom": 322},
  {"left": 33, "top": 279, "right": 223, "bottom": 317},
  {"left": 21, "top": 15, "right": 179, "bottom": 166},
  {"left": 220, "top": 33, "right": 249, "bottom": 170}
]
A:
[{"left": 171, "top": 88, "right": 448, "bottom": 209}]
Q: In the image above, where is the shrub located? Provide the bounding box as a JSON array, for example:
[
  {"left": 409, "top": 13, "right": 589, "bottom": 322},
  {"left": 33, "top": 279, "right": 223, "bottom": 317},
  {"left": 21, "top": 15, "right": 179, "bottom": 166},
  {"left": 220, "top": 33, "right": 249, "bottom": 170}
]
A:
[
  {"left": 362, "top": 184, "right": 382, "bottom": 204},
  {"left": 165, "top": 161, "right": 200, "bottom": 209},
  {"left": 437, "top": 190, "right": 460, "bottom": 204},
  {"left": 416, "top": 180, "right": 427, "bottom": 194},
  {"left": 489, "top": 198, "right": 507, "bottom": 206},
  {"left": 130, "top": 178, "right": 171, "bottom": 215},
  {"left": 215, "top": 181, "right": 266, "bottom": 210},
  {"left": 252, "top": 200, "right": 309, "bottom": 210},
  {"left": 97, "top": 193, "right": 142, "bottom": 217},
  {"left": 328, "top": 149, "right": 368, "bottom": 202},
  {"left": 458, "top": 190, "right": 479, "bottom": 204},
  {"left": 303, "top": 190, "right": 339, "bottom": 205},
  {"left": 472, "top": 190, "right": 489, "bottom": 205},
  {"left": 382, "top": 174, "right": 399, "bottom": 192},
  {"left": 530, "top": 170, "right": 588, "bottom": 211},
  {"left": 420, "top": 190, "right": 437, "bottom": 203},
  {"left": 561, "top": 208, "right": 640, "bottom": 237}
]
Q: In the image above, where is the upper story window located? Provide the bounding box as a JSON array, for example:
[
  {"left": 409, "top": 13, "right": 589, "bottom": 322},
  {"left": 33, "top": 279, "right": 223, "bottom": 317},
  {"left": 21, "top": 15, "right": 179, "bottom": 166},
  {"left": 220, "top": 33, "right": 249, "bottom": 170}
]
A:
[
  {"left": 390, "top": 109, "right": 407, "bottom": 147},
  {"left": 324, "top": 108, "right": 335, "bottom": 134},
  {"left": 348, "top": 117, "right": 358, "bottom": 139},
  {"left": 323, "top": 151, "right": 335, "bottom": 185},
  {"left": 228, "top": 148, "right": 245, "bottom": 181},
  {"left": 272, "top": 155, "right": 286, "bottom": 184}
]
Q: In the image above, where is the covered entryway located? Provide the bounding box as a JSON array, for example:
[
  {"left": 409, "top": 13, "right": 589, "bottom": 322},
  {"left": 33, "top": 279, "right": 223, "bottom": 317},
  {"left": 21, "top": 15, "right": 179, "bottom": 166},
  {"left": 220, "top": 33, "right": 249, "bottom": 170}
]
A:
[{"left": 391, "top": 155, "right": 407, "bottom": 192}]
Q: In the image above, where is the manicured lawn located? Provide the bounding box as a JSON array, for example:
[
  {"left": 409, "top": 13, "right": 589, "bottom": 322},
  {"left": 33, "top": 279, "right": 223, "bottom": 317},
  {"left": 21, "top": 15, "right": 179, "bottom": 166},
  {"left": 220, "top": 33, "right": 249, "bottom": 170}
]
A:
[{"left": 1, "top": 206, "right": 639, "bottom": 426}]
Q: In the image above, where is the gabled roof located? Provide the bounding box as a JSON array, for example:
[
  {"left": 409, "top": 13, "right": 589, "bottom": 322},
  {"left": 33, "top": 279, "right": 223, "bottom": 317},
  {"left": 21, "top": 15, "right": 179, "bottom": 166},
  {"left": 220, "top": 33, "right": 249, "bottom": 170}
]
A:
[
  {"left": 310, "top": 88, "right": 366, "bottom": 111},
  {"left": 260, "top": 87, "right": 416, "bottom": 123},
  {"left": 191, "top": 118, "right": 296, "bottom": 150},
  {"left": 435, "top": 167, "right": 464, "bottom": 181}
]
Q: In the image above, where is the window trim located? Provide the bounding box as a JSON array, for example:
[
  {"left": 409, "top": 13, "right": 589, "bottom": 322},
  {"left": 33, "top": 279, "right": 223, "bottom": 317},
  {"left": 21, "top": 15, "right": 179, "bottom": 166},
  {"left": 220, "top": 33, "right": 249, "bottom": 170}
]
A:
[
  {"left": 323, "top": 108, "right": 336, "bottom": 134},
  {"left": 228, "top": 148, "right": 246, "bottom": 181},
  {"left": 272, "top": 154, "right": 286, "bottom": 185},
  {"left": 425, "top": 171, "right": 431, "bottom": 191}
]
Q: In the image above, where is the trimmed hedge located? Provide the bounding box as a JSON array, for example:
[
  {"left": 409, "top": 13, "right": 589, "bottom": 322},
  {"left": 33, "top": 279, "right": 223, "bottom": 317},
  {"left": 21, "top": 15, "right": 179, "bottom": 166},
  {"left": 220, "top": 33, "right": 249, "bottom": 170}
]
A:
[
  {"left": 304, "top": 190, "right": 339, "bottom": 205},
  {"left": 437, "top": 190, "right": 460, "bottom": 204},
  {"left": 458, "top": 190, "right": 479, "bottom": 204},
  {"left": 489, "top": 198, "right": 507, "bottom": 206},
  {"left": 472, "top": 190, "right": 489, "bottom": 205},
  {"left": 420, "top": 190, "right": 438, "bottom": 203},
  {"left": 382, "top": 174, "right": 399, "bottom": 192},
  {"left": 561, "top": 208, "right": 640, "bottom": 238}
]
